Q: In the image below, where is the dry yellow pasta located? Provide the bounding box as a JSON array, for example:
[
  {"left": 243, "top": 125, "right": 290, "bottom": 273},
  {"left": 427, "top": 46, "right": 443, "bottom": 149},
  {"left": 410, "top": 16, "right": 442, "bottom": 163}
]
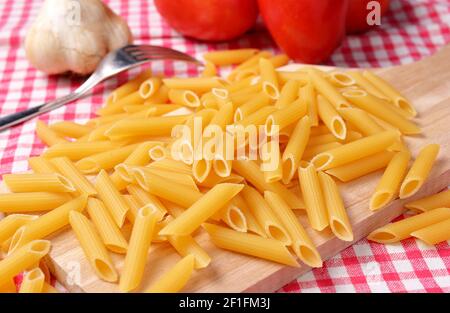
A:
[
  {"left": 317, "top": 95, "right": 347, "bottom": 140},
  {"left": 261, "top": 140, "right": 283, "bottom": 183},
  {"left": 146, "top": 254, "right": 195, "bottom": 293},
  {"left": 275, "top": 80, "right": 299, "bottom": 109},
  {"left": 204, "top": 49, "right": 258, "bottom": 65},
  {"left": 232, "top": 194, "right": 265, "bottom": 237},
  {"left": 97, "top": 91, "right": 145, "bottom": 116},
  {"left": 201, "top": 61, "right": 217, "bottom": 77},
  {"left": 318, "top": 172, "right": 353, "bottom": 241},
  {"left": 0, "top": 214, "right": 37, "bottom": 244},
  {"left": 399, "top": 144, "right": 440, "bottom": 199},
  {"left": 203, "top": 223, "right": 298, "bottom": 267},
  {"left": 265, "top": 98, "right": 307, "bottom": 136},
  {"left": 368, "top": 207, "right": 450, "bottom": 243},
  {"left": 49, "top": 121, "right": 93, "bottom": 139},
  {"left": 370, "top": 151, "right": 411, "bottom": 211},
  {"left": 76, "top": 144, "right": 138, "bottom": 174},
  {"left": 125, "top": 184, "right": 167, "bottom": 222},
  {"left": 36, "top": 120, "right": 67, "bottom": 146},
  {"left": 302, "top": 142, "right": 343, "bottom": 161},
  {"left": 327, "top": 71, "right": 355, "bottom": 87},
  {"left": 163, "top": 77, "right": 224, "bottom": 94},
  {"left": 43, "top": 141, "right": 119, "bottom": 161},
  {"left": 28, "top": 156, "right": 58, "bottom": 173},
  {"left": 238, "top": 106, "right": 277, "bottom": 128},
  {"left": 405, "top": 189, "right": 450, "bottom": 212},
  {"left": 192, "top": 158, "right": 212, "bottom": 183},
  {"left": 3, "top": 173, "right": 75, "bottom": 193},
  {"left": 51, "top": 157, "right": 97, "bottom": 195},
  {"left": 307, "top": 68, "right": 350, "bottom": 109},
  {"left": 216, "top": 203, "right": 247, "bottom": 232},
  {"left": 337, "top": 107, "right": 384, "bottom": 137},
  {"left": 234, "top": 93, "right": 270, "bottom": 121},
  {"left": 277, "top": 71, "right": 310, "bottom": 85},
  {"left": 69, "top": 211, "right": 118, "bottom": 283},
  {"left": 0, "top": 192, "right": 70, "bottom": 213},
  {"left": 139, "top": 77, "right": 162, "bottom": 98},
  {"left": 168, "top": 89, "right": 200, "bottom": 108},
  {"left": 107, "top": 69, "right": 152, "bottom": 104},
  {"left": 19, "top": 268, "right": 45, "bottom": 293},
  {"left": 410, "top": 218, "right": 450, "bottom": 245},
  {"left": 259, "top": 57, "right": 279, "bottom": 99},
  {"left": 300, "top": 82, "right": 319, "bottom": 126},
  {"left": 346, "top": 71, "right": 389, "bottom": 101},
  {"left": 228, "top": 51, "right": 272, "bottom": 80},
  {"left": 298, "top": 162, "right": 329, "bottom": 231}
]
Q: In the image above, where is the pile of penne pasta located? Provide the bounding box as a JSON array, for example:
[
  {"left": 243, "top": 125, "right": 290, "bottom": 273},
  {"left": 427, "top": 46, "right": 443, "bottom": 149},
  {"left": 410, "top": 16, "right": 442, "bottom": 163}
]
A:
[{"left": 0, "top": 48, "right": 449, "bottom": 293}]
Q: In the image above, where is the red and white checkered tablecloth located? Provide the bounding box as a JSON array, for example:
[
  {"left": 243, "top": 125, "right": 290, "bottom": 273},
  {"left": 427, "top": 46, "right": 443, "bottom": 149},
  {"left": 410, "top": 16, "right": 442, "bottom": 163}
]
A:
[{"left": 0, "top": 0, "right": 449, "bottom": 293}]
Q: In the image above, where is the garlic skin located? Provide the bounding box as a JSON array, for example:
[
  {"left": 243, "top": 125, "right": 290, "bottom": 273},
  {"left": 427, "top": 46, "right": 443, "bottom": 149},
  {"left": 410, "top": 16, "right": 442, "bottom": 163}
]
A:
[{"left": 25, "top": 0, "right": 133, "bottom": 75}]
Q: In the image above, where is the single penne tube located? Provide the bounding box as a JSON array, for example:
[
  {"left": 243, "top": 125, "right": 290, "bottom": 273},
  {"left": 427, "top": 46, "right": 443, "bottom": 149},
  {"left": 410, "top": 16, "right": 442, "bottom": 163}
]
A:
[
  {"left": 132, "top": 166, "right": 198, "bottom": 193},
  {"left": 51, "top": 157, "right": 97, "bottom": 195},
  {"left": 265, "top": 98, "right": 307, "bottom": 135},
  {"left": 159, "top": 183, "right": 244, "bottom": 236},
  {"left": 337, "top": 107, "right": 384, "bottom": 136},
  {"left": 317, "top": 95, "right": 347, "bottom": 140},
  {"left": 238, "top": 106, "right": 277, "bottom": 127},
  {"left": 224, "top": 76, "right": 254, "bottom": 92},
  {"left": 203, "top": 223, "right": 298, "bottom": 267},
  {"left": 3, "top": 173, "right": 75, "bottom": 193},
  {"left": 146, "top": 254, "right": 195, "bottom": 293},
  {"left": 411, "top": 218, "right": 450, "bottom": 245},
  {"left": 311, "top": 130, "right": 399, "bottom": 171},
  {"left": 227, "top": 51, "right": 272, "bottom": 80},
  {"left": 306, "top": 131, "right": 361, "bottom": 147},
  {"left": 198, "top": 171, "right": 244, "bottom": 188},
  {"left": 274, "top": 80, "right": 300, "bottom": 109},
  {"left": 307, "top": 68, "right": 350, "bottom": 109},
  {"left": 232, "top": 159, "right": 305, "bottom": 209},
  {"left": 163, "top": 77, "right": 224, "bottom": 94},
  {"left": 343, "top": 89, "right": 420, "bottom": 134},
  {"left": 201, "top": 60, "right": 217, "bottom": 77},
  {"left": 0, "top": 214, "right": 38, "bottom": 244},
  {"left": 107, "top": 69, "right": 152, "bottom": 104},
  {"left": 259, "top": 58, "right": 280, "bottom": 99},
  {"left": 300, "top": 82, "right": 319, "bottom": 126},
  {"left": 370, "top": 151, "right": 411, "bottom": 211},
  {"left": 217, "top": 203, "right": 247, "bottom": 233},
  {"left": 122, "top": 195, "right": 140, "bottom": 224},
  {"left": 28, "top": 156, "right": 58, "bottom": 173},
  {"left": 405, "top": 189, "right": 450, "bottom": 213},
  {"left": 19, "top": 268, "right": 45, "bottom": 293},
  {"left": 87, "top": 113, "right": 128, "bottom": 128},
  {"left": 123, "top": 104, "right": 181, "bottom": 116},
  {"left": 145, "top": 84, "right": 170, "bottom": 105},
  {"left": 264, "top": 191, "right": 322, "bottom": 267},
  {"left": 43, "top": 141, "right": 119, "bottom": 160},
  {"left": 87, "top": 122, "right": 118, "bottom": 142},
  {"left": 277, "top": 71, "right": 309, "bottom": 85},
  {"left": 168, "top": 89, "right": 201, "bottom": 108},
  {"left": 0, "top": 240, "right": 51, "bottom": 287},
  {"left": 261, "top": 141, "right": 283, "bottom": 183},
  {"left": 298, "top": 162, "right": 329, "bottom": 231},
  {"left": 139, "top": 77, "right": 162, "bottom": 98},
  {"left": 125, "top": 185, "right": 168, "bottom": 222},
  {"left": 204, "top": 49, "right": 258, "bottom": 65},
  {"left": 346, "top": 71, "right": 389, "bottom": 101},
  {"left": 269, "top": 54, "right": 290, "bottom": 68},
  {"left": 241, "top": 186, "right": 291, "bottom": 245},
  {"left": 318, "top": 172, "right": 354, "bottom": 241},
  {"left": 0, "top": 192, "right": 70, "bottom": 213},
  {"left": 309, "top": 125, "right": 331, "bottom": 136},
  {"left": 36, "top": 120, "right": 67, "bottom": 146},
  {"left": 86, "top": 198, "right": 128, "bottom": 254},
  {"left": 192, "top": 158, "right": 212, "bottom": 183},
  {"left": 325, "top": 151, "right": 395, "bottom": 182},
  {"left": 367, "top": 207, "right": 450, "bottom": 243},
  {"left": 120, "top": 206, "right": 158, "bottom": 292},
  {"left": 8, "top": 195, "right": 88, "bottom": 252},
  {"left": 95, "top": 170, "right": 130, "bottom": 227},
  {"left": 362, "top": 70, "right": 417, "bottom": 117},
  {"left": 208, "top": 101, "right": 234, "bottom": 130},
  {"left": 326, "top": 71, "right": 356, "bottom": 87},
  {"left": 302, "top": 142, "right": 343, "bottom": 161},
  {"left": 49, "top": 121, "right": 93, "bottom": 139},
  {"left": 399, "top": 144, "right": 440, "bottom": 199},
  {"left": 76, "top": 144, "right": 139, "bottom": 174},
  {"left": 213, "top": 155, "right": 232, "bottom": 178},
  {"left": 69, "top": 211, "right": 118, "bottom": 282},
  {"left": 230, "top": 83, "right": 262, "bottom": 103},
  {"left": 232, "top": 194, "right": 266, "bottom": 237},
  {"left": 96, "top": 90, "right": 145, "bottom": 116},
  {"left": 234, "top": 93, "right": 270, "bottom": 121}
]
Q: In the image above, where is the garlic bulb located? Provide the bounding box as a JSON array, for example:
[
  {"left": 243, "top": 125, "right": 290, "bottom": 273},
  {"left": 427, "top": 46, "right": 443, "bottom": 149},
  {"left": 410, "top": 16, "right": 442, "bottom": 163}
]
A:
[{"left": 25, "top": 0, "right": 133, "bottom": 75}]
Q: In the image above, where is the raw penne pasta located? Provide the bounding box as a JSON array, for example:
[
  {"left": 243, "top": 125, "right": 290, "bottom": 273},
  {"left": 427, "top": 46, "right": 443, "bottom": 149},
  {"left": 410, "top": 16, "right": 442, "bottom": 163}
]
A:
[
  {"left": 198, "top": 171, "right": 244, "bottom": 188},
  {"left": 192, "top": 158, "right": 212, "bottom": 183},
  {"left": 399, "top": 144, "right": 440, "bottom": 199},
  {"left": 337, "top": 107, "right": 384, "bottom": 136},
  {"left": 69, "top": 211, "right": 118, "bottom": 282},
  {"left": 326, "top": 151, "right": 395, "bottom": 182},
  {"left": 0, "top": 192, "right": 70, "bottom": 213},
  {"left": 346, "top": 71, "right": 389, "bottom": 101},
  {"left": 234, "top": 93, "right": 270, "bottom": 121},
  {"left": 201, "top": 61, "right": 217, "bottom": 77},
  {"left": 238, "top": 106, "right": 277, "bottom": 128},
  {"left": 298, "top": 162, "right": 329, "bottom": 231},
  {"left": 213, "top": 155, "right": 232, "bottom": 178},
  {"left": 163, "top": 77, "right": 224, "bottom": 94},
  {"left": 107, "top": 69, "right": 152, "bottom": 104},
  {"left": 132, "top": 166, "right": 199, "bottom": 193},
  {"left": 269, "top": 54, "right": 290, "bottom": 68},
  {"left": 368, "top": 207, "right": 450, "bottom": 243},
  {"left": 3, "top": 173, "right": 75, "bottom": 193},
  {"left": 362, "top": 70, "right": 417, "bottom": 117},
  {"left": 28, "top": 156, "right": 58, "bottom": 173},
  {"left": 275, "top": 80, "right": 299, "bottom": 109},
  {"left": 86, "top": 198, "right": 128, "bottom": 254},
  {"left": 209, "top": 101, "right": 234, "bottom": 129},
  {"left": 343, "top": 89, "right": 420, "bottom": 135},
  {"left": 146, "top": 254, "right": 195, "bottom": 293},
  {"left": 259, "top": 58, "right": 279, "bottom": 99},
  {"left": 36, "top": 120, "right": 67, "bottom": 146},
  {"left": 311, "top": 130, "right": 399, "bottom": 171},
  {"left": 327, "top": 71, "right": 355, "bottom": 87},
  {"left": 232, "top": 194, "right": 266, "bottom": 237},
  {"left": 203, "top": 223, "right": 298, "bottom": 267},
  {"left": 124, "top": 185, "right": 165, "bottom": 219},
  {"left": 76, "top": 144, "right": 138, "bottom": 174},
  {"left": 204, "top": 49, "right": 258, "bottom": 65},
  {"left": 0, "top": 240, "right": 51, "bottom": 287},
  {"left": 300, "top": 82, "right": 319, "bottom": 126},
  {"left": 96, "top": 91, "right": 145, "bottom": 116},
  {"left": 95, "top": 170, "right": 130, "bottom": 227},
  {"left": 19, "top": 268, "right": 45, "bottom": 293},
  {"left": 265, "top": 98, "right": 307, "bottom": 135},
  {"left": 306, "top": 131, "right": 360, "bottom": 148},
  {"left": 405, "top": 189, "right": 450, "bottom": 212},
  {"left": 261, "top": 140, "right": 283, "bottom": 183},
  {"left": 370, "top": 151, "right": 411, "bottom": 211},
  {"left": 264, "top": 191, "right": 322, "bottom": 267},
  {"left": 8, "top": 195, "right": 88, "bottom": 252},
  {"left": 307, "top": 68, "right": 350, "bottom": 109},
  {"left": 232, "top": 159, "right": 305, "bottom": 209},
  {"left": 277, "top": 71, "right": 309, "bottom": 85},
  {"left": 317, "top": 95, "right": 347, "bottom": 140},
  {"left": 309, "top": 125, "right": 331, "bottom": 136},
  {"left": 0, "top": 214, "right": 37, "bottom": 244},
  {"left": 168, "top": 89, "right": 200, "bottom": 108},
  {"left": 411, "top": 218, "right": 450, "bottom": 245},
  {"left": 49, "top": 121, "right": 93, "bottom": 139},
  {"left": 120, "top": 206, "right": 158, "bottom": 292},
  {"left": 139, "top": 77, "right": 162, "bottom": 98},
  {"left": 227, "top": 51, "right": 272, "bottom": 80},
  {"left": 318, "top": 172, "right": 353, "bottom": 241},
  {"left": 302, "top": 142, "right": 343, "bottom": 161},
  {"left": 242, "top": 186, "right": 291, "bottom": 245},
  {"left": 43, "top": 141, "right": 119, "bottom": 160},
  {"left": 51, "top": 157, "right": 97, "bottom": 195},
  {"left": 160, "top": 183, "right": 243, "bottom": 236},
  {"left": 217, "top": 203, "right": 247, "bottom": 232}
]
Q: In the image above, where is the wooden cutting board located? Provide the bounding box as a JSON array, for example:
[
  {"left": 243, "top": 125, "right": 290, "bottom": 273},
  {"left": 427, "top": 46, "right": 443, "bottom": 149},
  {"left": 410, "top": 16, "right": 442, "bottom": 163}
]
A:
[{"left": 2, "top": 45, "right": 450, "bottom": 293}]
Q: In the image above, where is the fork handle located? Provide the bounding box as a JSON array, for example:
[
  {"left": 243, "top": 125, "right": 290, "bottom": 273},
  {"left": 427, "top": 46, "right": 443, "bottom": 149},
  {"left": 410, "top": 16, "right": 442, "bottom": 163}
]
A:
[{"left": 0, "top": 93, "right": 82, "bottom": 132}]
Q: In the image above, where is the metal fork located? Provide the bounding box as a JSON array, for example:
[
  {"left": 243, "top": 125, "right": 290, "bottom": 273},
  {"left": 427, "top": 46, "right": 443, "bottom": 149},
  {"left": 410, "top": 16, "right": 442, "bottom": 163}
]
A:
[{"left": 0, "top": 45, "right": 201, "bottom": 132}]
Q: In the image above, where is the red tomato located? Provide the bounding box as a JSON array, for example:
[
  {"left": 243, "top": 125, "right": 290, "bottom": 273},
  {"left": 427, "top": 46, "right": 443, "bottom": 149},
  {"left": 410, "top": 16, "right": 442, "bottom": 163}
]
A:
[
  {"left": 154, "top": 0, "right": 259, "bottom": 42},
  {"left": 346, "top": 0, "right": 391, "bottom": 34},
  {"left": 258, "top": 0, "right": 349, "bottom": 64}
]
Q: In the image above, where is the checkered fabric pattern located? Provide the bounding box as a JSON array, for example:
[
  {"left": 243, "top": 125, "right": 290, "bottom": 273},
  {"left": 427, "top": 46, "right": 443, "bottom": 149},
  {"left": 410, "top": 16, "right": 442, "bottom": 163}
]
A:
[{"left": 0, "top": 0, "right": 449, "bottom": 293}]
